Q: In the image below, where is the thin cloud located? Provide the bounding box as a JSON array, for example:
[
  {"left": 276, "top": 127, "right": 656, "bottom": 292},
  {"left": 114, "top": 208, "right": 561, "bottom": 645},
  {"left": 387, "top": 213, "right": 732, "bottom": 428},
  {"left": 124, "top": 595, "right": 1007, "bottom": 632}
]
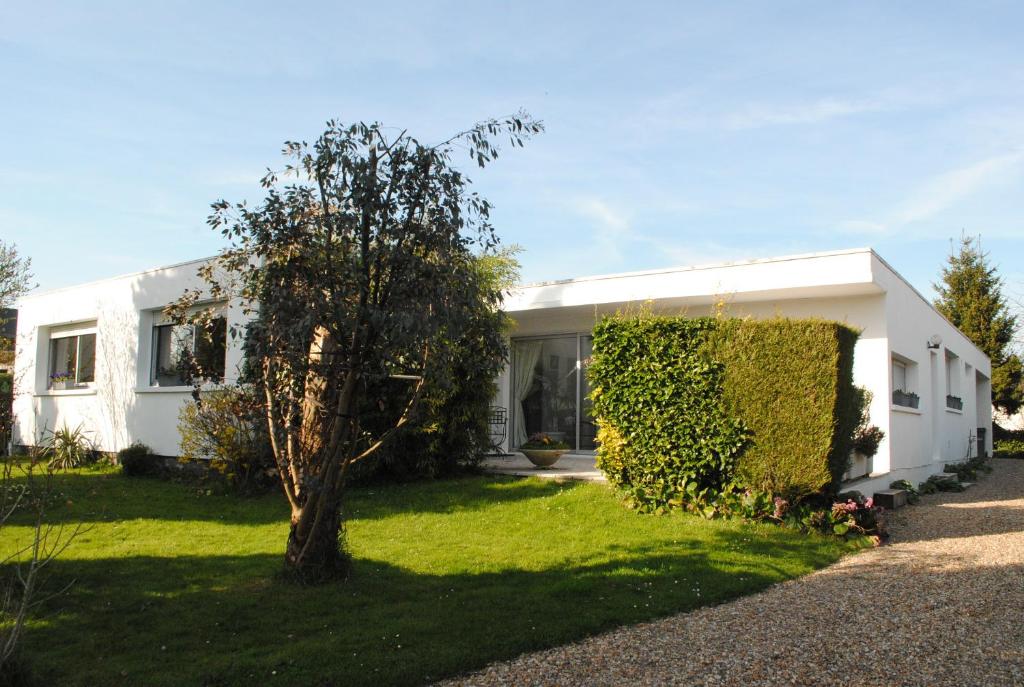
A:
[
  {"left": 838, "top": 150, "right": 1024, "bottom": 236},
  {"left": 722, "top": 96, "right": 894, "bottom": 130},
  {"left": 638, "top": 89, "right": 932, "bottom": 132},
  {"left": 893, "top": 151, "right": 1024, "bottom": 225},
  {"left": 570, "top": 196, "right": 731, "bottom": 270}
]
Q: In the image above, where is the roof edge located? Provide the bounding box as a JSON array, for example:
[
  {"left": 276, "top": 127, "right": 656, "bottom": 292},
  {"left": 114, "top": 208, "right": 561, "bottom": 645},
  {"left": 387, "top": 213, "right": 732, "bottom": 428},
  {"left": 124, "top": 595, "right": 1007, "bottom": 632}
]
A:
[
  {"left": 516, "top": 247, "right": 874, "bottom": 290},
  {"left": 868, "top": 249, "right": 991, "bottom": 364},
  {"left": 18, "top": 255, "right": 218, "bottom": 303}
]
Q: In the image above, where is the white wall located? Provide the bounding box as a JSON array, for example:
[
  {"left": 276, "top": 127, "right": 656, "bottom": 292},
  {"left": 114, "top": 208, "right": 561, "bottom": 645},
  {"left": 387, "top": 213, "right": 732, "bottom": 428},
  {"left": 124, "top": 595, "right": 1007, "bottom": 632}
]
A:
[
  {"left": 498, "top": 293, "right": 890, "bottom": 465},
  {"left": 12, "top": 258, "right": 246, "bottom": 456},
  {"left": 873, "top": 253, "right": 992, "bottom": 493},
  {"left": 13, "top": 247, "right": 992, "bottom": 491},
  {"left": 497, "top": 249, "right": 993, "bottom": 498}
]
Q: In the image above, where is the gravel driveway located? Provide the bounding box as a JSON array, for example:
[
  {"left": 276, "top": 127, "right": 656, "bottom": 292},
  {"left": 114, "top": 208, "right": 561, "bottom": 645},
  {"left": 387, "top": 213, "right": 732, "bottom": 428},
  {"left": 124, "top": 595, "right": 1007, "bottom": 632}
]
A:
[{"left": 442, "top": 459, "right": 1024, "bottom": 686}]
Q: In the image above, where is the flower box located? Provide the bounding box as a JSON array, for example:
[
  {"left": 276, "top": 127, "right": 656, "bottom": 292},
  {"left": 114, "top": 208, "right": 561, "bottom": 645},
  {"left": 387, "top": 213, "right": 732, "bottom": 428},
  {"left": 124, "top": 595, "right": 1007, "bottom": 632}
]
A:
[{"left": 892, "top": 389, "right": 919, "bottom": 409}]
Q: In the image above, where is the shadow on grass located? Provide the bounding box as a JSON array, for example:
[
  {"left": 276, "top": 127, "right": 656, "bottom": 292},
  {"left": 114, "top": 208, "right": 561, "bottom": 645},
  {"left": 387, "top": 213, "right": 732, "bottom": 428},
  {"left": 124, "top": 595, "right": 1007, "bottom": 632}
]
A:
[
  {"left": 4, "top": 469, "right": 585, "bottom": 526},
  {"left": 13, "top": 526, "right": 838, "bottom": 687}
]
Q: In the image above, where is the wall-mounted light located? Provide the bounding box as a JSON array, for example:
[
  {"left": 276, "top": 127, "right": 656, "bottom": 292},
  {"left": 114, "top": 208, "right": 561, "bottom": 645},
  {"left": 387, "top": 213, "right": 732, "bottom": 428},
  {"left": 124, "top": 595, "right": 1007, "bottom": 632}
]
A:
[{"left": 927, "top": 334, "right": 942, "bottom": 350}]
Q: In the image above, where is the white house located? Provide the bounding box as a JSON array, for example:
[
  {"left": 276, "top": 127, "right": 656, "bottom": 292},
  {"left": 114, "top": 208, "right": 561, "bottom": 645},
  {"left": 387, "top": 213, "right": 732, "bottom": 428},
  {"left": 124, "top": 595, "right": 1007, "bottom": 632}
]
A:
[{"left": 11, "top": 247, "right": 991, "bottom": 497}]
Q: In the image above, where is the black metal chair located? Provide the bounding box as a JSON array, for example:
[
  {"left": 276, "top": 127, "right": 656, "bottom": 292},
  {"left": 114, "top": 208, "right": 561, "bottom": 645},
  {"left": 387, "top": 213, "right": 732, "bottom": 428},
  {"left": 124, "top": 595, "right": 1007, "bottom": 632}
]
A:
[{"left": 488, "top": 406, "right": 509, "bottom": 455}]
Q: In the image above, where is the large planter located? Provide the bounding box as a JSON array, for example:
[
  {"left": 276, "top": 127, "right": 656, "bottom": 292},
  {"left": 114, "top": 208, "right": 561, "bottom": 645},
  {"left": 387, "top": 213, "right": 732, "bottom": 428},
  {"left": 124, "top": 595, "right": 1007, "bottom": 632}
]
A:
[
  {"left": 521, "top": 449, "right": 567, "bottom": 468},
  {"left": 892, "top": 390, "right": 920, "bottom": 409},
  {"left": 844, "top": 451, "right": 873, "bottom": 482}
]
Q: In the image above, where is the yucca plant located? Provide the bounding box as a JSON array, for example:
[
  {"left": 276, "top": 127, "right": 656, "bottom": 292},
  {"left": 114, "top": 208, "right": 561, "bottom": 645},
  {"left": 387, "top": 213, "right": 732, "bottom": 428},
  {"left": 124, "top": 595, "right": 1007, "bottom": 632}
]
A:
[{"left": 44, "top": 425, "right": 95, "bottom": 470}]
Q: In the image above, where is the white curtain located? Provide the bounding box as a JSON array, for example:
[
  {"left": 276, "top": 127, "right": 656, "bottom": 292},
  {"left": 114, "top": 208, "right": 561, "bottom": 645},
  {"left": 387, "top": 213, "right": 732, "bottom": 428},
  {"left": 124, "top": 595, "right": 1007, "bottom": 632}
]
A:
[{"left": 512, "top": 341, "right": 542, "bottom": 449}]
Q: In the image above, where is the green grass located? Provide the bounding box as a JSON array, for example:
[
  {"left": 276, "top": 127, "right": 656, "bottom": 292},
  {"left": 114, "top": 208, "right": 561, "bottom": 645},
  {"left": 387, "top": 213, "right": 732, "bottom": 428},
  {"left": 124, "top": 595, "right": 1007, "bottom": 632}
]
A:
[{"left": 1, "top": 466, "right": 865, "bottom": 686}]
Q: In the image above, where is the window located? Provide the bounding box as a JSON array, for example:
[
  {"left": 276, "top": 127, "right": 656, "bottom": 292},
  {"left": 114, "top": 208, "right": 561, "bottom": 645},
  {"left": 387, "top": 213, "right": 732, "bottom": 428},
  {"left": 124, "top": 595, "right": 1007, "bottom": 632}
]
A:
[
  {"left": 48, "top": 333, "right": 96, "bottom": 389},
  {"left": 892, "top": 359, "right": 907, "bottom": 391},
  {"left": 151, "top": 316, "right": 226, "bottom": 386},
  {"left": 945, "top": 350, "right": 962, "bottom": 409},
  {"left": 891, "top": 354, "right": 919, "bottom": 408}
]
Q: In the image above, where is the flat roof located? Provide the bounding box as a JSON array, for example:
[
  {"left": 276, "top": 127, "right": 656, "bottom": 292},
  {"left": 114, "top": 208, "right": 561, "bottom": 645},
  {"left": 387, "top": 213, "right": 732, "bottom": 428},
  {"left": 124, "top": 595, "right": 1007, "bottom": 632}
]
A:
[
  {"left": 518, "top": 247, "right": 873, "bottom": 289},
  {"left": 19, "top": 255, "right": 216, "bottom": 302}
]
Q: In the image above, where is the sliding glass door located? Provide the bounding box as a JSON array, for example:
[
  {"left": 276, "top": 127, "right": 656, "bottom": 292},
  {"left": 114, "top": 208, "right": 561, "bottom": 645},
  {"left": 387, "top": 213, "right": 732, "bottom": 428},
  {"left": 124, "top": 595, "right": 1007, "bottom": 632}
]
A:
[{"left": 511, "top": 334, "right": 595, "bottom": 452}]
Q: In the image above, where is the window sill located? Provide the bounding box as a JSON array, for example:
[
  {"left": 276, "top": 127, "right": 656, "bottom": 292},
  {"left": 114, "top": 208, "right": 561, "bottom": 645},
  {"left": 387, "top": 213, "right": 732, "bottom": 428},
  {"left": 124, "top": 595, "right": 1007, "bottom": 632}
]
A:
[
  {"left": 36, "top": 389, "right": 97, "bottom": 397},
  {"left": 135, "top": 383, "right": 225, "bottom": 394},
  {"left": 945, "top": 407, "right": 963, "bottom": 415},
  {"left": 841, "top": 470, "right": 891, "bottom": 487},
  {"left": 891, "top": 404, "right": 922, "bottom": 415}
]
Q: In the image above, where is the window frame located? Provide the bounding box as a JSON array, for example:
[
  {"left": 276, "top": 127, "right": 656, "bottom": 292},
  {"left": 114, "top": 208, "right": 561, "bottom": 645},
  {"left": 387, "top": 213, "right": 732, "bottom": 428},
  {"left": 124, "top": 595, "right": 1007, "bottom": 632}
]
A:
[
  {"left": 944, "top": 349, "right": 962, "bottom": 409},
  {"left": 149, "top": 305, "right": 227, "bottom": 388},
  {"left": 890, "top": 352, "right": 919, "bottom": 409},
  {"left": 47, "top": 330, "right": 97, "bottom": 390}
]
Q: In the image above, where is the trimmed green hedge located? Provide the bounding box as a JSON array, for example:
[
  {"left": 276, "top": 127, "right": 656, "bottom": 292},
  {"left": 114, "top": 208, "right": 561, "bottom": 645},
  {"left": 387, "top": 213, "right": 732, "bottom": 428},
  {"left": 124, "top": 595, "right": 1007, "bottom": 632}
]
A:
[
  {"left": 710, "top": 318, "right": 860, "bottom": 496},
  {"left": 589, "top": 315, "right": 860, "bottom": 509},
  {"left": 589, "top": 318, "right": 749, "bottom": 510}
]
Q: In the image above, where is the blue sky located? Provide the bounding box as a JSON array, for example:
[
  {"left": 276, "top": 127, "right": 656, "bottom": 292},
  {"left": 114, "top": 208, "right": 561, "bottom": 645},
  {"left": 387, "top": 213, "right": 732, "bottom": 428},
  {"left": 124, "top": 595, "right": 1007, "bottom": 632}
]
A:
[{"left": 2, "top": 1, "right": 1022, "bottom": 300}]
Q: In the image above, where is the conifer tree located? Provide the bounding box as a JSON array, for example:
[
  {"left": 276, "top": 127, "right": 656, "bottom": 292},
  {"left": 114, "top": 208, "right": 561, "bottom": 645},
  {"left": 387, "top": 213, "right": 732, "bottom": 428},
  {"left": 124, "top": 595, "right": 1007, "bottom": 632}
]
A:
[{"left": 934, "top": 234, "right": 1022, "bottom": 414}]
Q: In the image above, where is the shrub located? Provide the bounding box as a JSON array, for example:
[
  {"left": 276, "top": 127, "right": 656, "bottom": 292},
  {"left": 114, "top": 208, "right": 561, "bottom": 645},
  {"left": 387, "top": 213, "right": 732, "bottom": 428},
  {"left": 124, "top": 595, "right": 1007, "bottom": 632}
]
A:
[
  {"left": 177, "top": 385, "right": 276, "bottom": 494},
  {"left": 44, "top": 425, "right": 95, "bottom": 470},
  {"left": 589, "top": 317, "right": 748, "bottom": 512},
  {"left": 588, "top": 314, "right": 860, "bottom": 511},
  {"left": 853, "top": 425, "right": 885, "bottom": 458},
  {"left": 119, "top": 442, "right": 162, "bottom": 477},
  {"left": 348, "top": 299, "right": 507, "bottom": 485},
  {"left": 850, "top": 387, "right": 884, "bottom": 459},
  {"left": 944, "top": 454, "right": 993, "bottom": 481},
  {"left": 709, "top": 318, "right": 860, "bottom": 497},
  {"left": 701, "top": 487, "right": 887, "bottom": 540},
  {"left": 922, "top": 475, "right": 965, "bottom": 493},
  {"left": 995, "top": 439, "right": 1024, "bottom": 459},
  {"left": 890, "top": 479, "right": 921, "bottom": 504}
]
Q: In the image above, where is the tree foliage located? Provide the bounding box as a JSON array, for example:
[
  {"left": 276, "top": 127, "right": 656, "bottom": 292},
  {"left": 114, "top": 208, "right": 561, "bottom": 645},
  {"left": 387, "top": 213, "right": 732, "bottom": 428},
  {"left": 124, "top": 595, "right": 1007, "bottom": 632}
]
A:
[
  {"left": 0, "top": 241, "right": 32, "bottom": 312},
  {"left": 349, "top": 245, "right": 521, "bottom": 483},
  {"left": 934, "top": 234, "right": 1021, "bottom": 414},
  {"left": 173, "top": 114, "right": 541, "bottom": 581}
]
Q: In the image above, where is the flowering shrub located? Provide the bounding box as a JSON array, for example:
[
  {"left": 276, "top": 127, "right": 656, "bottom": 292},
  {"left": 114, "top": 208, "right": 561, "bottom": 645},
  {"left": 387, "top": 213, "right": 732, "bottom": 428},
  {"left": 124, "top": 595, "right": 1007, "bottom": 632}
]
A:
[
  {"left": 520, "top": 433, "right": 570, "bottom": 451},
  {"left": 651, "top": 484, "right": 887, "bottom": 540}
]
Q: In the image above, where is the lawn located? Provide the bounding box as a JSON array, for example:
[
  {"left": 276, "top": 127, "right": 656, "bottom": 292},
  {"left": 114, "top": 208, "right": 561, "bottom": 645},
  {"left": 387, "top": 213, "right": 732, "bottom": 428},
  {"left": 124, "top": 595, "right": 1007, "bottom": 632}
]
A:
[{"left": 2, "top": 466, "right": 865, "bottom": 686}]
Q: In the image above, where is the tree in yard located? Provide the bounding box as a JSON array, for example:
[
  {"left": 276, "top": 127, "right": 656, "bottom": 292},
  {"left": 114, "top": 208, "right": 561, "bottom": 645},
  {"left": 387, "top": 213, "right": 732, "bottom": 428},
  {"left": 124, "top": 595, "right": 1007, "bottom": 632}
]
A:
[
  {"left": 173, "top": 114, "right": 542, "bottom": 582},
  {"left": 349, "top": 244, "right": 523, "bottom": 484},
  {"left": 934, "top": 234, "right": 1022, "bottom": 414},
  {"left": 0, "top": 241, "right": 32, "bottom": 366},
  {"left": 0, "top": 241, "right": 32, "bottom": 313}
]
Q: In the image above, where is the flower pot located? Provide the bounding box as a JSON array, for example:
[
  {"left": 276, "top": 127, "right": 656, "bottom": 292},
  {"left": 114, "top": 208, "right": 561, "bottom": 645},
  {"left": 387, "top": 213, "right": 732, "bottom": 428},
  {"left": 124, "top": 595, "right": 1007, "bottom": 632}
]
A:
[{"left": 521, "top": 449, "right": 567, "bottom": 468}]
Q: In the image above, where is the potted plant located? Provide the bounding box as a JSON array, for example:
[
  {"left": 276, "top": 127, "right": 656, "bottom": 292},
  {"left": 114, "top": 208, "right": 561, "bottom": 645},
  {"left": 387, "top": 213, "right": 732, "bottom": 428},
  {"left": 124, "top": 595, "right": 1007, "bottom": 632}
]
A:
[
  {"left": 847, "top": 424, "right": 885, "bottom": 480},
  {"left": 49, "top": 371, "right": 74, "bottom": 391},
  {"left": 892, "top": 389, "right": 919, "bottom": 409},
  {"left": 519, "top": 432, "right": 570, "bottom": 468}
]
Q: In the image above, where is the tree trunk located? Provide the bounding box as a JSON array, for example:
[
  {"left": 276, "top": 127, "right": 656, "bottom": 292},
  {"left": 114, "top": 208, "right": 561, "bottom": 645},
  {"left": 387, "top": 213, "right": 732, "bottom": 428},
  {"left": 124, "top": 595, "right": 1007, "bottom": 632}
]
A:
[{"left": 284, "top": 500, "right": 350, "bottom": 583}]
